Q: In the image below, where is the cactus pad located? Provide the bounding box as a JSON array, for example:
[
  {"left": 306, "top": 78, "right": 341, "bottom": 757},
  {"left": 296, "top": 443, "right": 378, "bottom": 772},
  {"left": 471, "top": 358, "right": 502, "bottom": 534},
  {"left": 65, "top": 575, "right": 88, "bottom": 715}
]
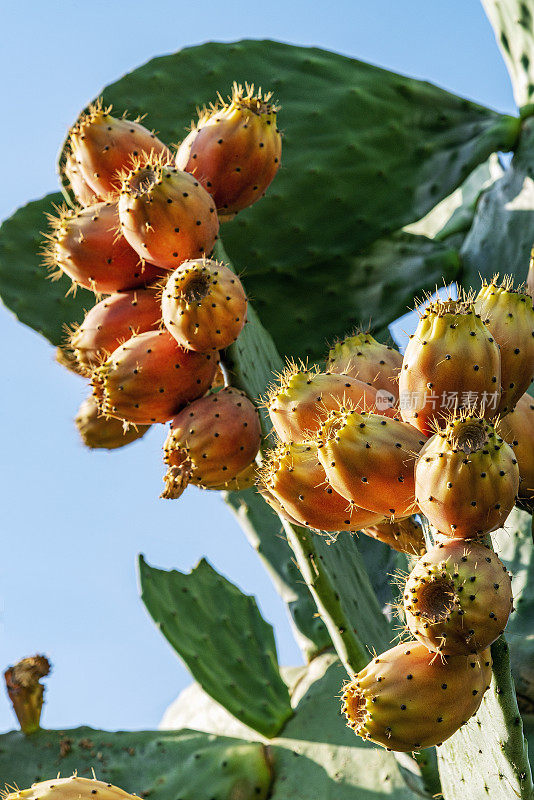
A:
[
  {"left": 139, "top": 555, "right": 292, "bottom": 738},
  {"left": 0, "top": 728, "right": 272, "bottom": 800},
  {"left": 3, "top": 37, "right": 511, "bottom": 356},
  {"left": 482, "top": 0, "right": 534, "bottom": 109}
]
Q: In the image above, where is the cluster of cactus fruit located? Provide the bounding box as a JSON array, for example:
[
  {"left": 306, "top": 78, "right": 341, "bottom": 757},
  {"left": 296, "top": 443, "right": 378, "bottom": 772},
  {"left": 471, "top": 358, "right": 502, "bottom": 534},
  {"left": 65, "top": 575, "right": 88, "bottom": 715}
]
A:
[
  {"left": 43, "top": 88, "right": 534, "bottom": 756},
  {"left": 44, "top": 84, "right": 281, "bottom": 491},
  {"left": 5, "top": 19, "right": 534, "bottom": 800},
  {"left": 257, "top": 279, "right": 534, "bottom": 751}
]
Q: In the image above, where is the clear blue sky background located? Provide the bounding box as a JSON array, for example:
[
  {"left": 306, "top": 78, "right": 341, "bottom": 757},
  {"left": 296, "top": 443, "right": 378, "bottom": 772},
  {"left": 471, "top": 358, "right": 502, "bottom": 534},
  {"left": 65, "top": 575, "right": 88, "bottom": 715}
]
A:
[{"left": 0, "top": 1, "right": 517, "bottom": 734}]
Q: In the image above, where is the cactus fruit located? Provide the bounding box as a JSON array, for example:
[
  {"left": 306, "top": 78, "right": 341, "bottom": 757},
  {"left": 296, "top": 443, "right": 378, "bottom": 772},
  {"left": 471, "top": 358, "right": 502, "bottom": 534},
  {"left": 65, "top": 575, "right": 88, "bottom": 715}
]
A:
[
  {"left": 161, "top": 386, "right": 261, "bottom": 499},
  {"left": 204, "top": 461, "right": 258, "bottom": 491},
  {"left": 266, "top": 363, "right": 389, "bottom": 443},
  {"left": 341, "top": 641, "right": 492, "bottom": 751},
  {"left": 64, "top": 151, "right": 99, "bottom": 206},
  {"left": 403, "top": 538, "right": 513, "bottom": 655},
  {"left": 118, "top": 154, "right": 219, "bottom": 270},
  {"left": 92, "top": 329, "right": 218, "bottom": 424},
  {"left": 43, "top": 201, "right": 163, "bottom": 294},
  {"left": 176, "top": 82, "right": 282, "bottom": 221},
  {"left": 257, "top": 485, "right": 303, "bottom": 526},
  {"left": 67, "top": 99, "right": 170, "bottom": 198},
  {"left": 55, "top": 345, "right": 82, "bottom": 375},
  {"left": 474, "top": 276, "right": 534, "bottom": 416},
  {"left": 316, "top": 409, "right": 426, "bottom": 517},
  {"left": 326, "top": 331, "right": 403, "bottom": 403},
  {"left": 161, "top": 258, "right": 247, "bottom": 351},
  {"left": 415, "top": 412, "right": 519, "bottom": 537},
  {"left": 3, "top": 776, "right": 138, "bottom": 800},
  {"left": 75, "top": 395, "right": 150, "bottom": 449},
  {"left": 398, "top": 296, "right": 501, "bottom": 435},
  {"left": 4, "top": 655, "right": 50, "bottom": 736},
  {"left": 70, "top": 288, "right": 162, "bottom": 372},
  {"left": 362, "top": 516, "right": 426, "bottom": 555},
  {"left": 258, "top": 441, "right": 384, "bottom": 533},
  {"left": 497, "top": 391, "right": 534, "bottom": 499}
]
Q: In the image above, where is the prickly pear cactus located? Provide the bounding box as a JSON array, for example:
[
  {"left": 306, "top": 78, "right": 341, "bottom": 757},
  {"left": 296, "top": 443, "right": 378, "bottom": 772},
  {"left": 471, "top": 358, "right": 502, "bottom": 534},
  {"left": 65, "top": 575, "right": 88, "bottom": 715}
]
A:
[
  {"left": 3, "top": 5, "right": 534, "bottom": 800},
  {"left": 0, "top": 41, "right": 520, "bottom": 360}
]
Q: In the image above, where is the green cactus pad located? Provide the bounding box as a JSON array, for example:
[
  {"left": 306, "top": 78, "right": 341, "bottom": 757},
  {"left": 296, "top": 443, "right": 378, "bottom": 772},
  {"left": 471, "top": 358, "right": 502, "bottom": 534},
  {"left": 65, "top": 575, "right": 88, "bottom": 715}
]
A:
[
  {"left": 82, "top": 40, "right": 518, "bottom": 359},
  {"left": 460, "top": 116, "right": 534, "bottom": 290},
  {"left": 77, "top": 40, "right": 519, "bottom": 255},
  {"left": 4, "top": 40, "right": 516, "bottom": 357},
  {"left": 248, "top": 230, "right": 460, "bottom": 360},
  {"left": 495, "top": 508, "right": 534, "bottom": 713},
  {"left": 482, "top": 0, "right": 534, "bottom": 110},
  {"left": 162, "top": 652, "right": 423, "bottom": 799},
  {"left": 0, "top": 193, "right": 94, "bottom": 346},
  {"left": 405, "top": 154, "right": 503, "bottom": 244},
  {"left": 438, "top": 637, "right": 533, "bottom": 799},
  {"left": 224, "top": 488, "right": 332, "bottom": 661},
  {"left": 436, "top": 510, "right": 534, "bottom": 799},
  {"left": 0, "top": 727, "right": 272, "bottom": 799},
  {"left": 269, "top": 654, "right": 419, "bottom": 800},
  {"left": 139, "top": 555, "right": 292, "bottom": 738}
]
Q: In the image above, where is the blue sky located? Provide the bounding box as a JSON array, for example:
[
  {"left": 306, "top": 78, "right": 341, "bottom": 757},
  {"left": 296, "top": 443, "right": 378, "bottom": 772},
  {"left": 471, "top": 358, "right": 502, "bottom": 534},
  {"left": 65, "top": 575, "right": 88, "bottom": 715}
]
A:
[{"left": 0, "top": 1, "right": 517, "bottom": 733}]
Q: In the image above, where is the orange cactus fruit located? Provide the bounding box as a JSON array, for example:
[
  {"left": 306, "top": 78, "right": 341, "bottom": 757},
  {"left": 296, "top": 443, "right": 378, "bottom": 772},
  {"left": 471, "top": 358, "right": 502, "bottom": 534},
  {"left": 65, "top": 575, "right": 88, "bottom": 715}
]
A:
[
  {"left": 398, "top": 295, "right": 501, "bottom": 435},
  {"left": 75, "top": 395, "right": 150, "bottom": 450},
  {"left": 92, "top": 329, "right": 218, "bottom": 425},
  {"left": 118, "top": 154, "right": 219, "bottom": 270},
  {"left": 415, "top": 412, "right": 519, "bottom": 538},
  {"left": 474, "top": 275, "right": 534, "bottom": 416},
  {"left": 403, "top": 538, "right": 513, "bottom": 655},
  {"left": 176, "top": 82, "right": 282, "bottom": 221},
  {"left": 258, "top": 440, "right": 384, "bottom": 533},
  {"left": 265, "top": 362, "right": 392, "bottom": 443},
  {"left": 67, "top": 99, "right": 171, "bottom": 198},
  {"left": 326, "top": 331, "right": 403, "bottom": 404},
  {"left": 497, "top": 391, "right": 534, "bottom": 499},
  {"left": 70, "top": 287, "right": 162, "bottom": 373},
  {"left": 341, "top": 641, "right": 492, "bottom": 751},
  {"left": 64, "top": 150, "right": 100, "bottom": 206},
  {"left": 257, "top": 485, "right": 303, "bottom": 527},
  {"left": 43, "top": 200, "right": 163, "bottom": 294},
  {"left": 161, "top": 386, "right": 261, "bottom": 499},
  {"left": 161, "top": 259, "right": 247, "bottom": 351},
  {"left": 205, "top": 461, "right": 258, "bottom": 492},
  {"left": 316, "top": 409, "right": 426, "bottom": 517},
  {"left": 362, "top": 516, "right": 426, "bottom": 555}
]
